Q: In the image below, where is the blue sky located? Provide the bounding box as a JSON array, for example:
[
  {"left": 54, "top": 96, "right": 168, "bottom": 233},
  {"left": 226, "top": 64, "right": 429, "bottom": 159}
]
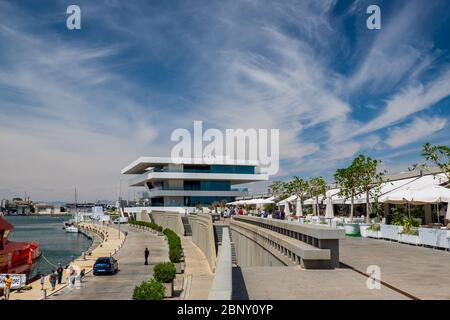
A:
[{"left": 1, "top": 0, "right": 450, "bottom": 201}]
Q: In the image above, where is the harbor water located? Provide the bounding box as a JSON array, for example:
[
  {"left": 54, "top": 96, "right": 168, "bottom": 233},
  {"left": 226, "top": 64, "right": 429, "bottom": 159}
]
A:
[{"left": 4, "top": 215, "right": 92, "bottom": 276}]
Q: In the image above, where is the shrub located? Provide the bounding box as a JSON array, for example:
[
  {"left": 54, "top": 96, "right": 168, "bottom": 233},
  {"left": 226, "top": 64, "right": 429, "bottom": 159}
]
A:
[
  {"left": 153, "top": 262, "right": 176, "bottom": 283},
  {"left": 403, "top": 217, "right": 420, "bottom": 228},
  {"left": 367, "top": 224, "right": 381, "bottom": 231},
  {"left": 399, "top": 226, "right": 419, "bottom": 236},
  {"left": 163, "top": 228, "right": 183, "bottom": 263},
  {"left": 132, "top": 278, "right": 165, "bottom": 300},
  {"left": 391, "top": 213, "right": 404, "bottom": 226}
]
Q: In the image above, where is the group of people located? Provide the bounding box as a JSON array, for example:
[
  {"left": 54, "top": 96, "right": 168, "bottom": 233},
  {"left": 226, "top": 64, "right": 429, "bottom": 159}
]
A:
[
  {"left": 2, "top": 262, "right": 72, "bottom": 300},
  {"left": 222, "top": 207, "right": 285, "bottom": 220},
  {"left": 223, "top": 207, "right": 245, "bottom": 218}
]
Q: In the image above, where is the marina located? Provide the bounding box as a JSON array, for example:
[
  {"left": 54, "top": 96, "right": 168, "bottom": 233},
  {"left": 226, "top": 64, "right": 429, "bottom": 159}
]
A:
[{"left": 3, "top": 216, "right": 92, "bottom": 277}]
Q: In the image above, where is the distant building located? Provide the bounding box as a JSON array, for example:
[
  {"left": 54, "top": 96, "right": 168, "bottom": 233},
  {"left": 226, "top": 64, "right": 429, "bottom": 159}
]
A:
[
  {"left": 121, "top": 156, "right": 268, "bottom": 209},
  {"left": 33, "top": 203, "right": 65, "bottom": 215}
]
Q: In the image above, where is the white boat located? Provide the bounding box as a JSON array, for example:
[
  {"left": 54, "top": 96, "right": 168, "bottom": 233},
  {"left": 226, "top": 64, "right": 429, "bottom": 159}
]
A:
[{"left": 65, "top": 225, "right": 79, "bottom": 233}]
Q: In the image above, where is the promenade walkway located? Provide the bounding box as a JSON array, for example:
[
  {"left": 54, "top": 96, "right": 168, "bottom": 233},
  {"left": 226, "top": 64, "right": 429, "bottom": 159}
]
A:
[
  {"left": 51, "top": 225, "right": 168, "bottom": 300},
  {"left": 238, "top": 266, "right": 406, "bottom": 299},
  {"left": 180, "top": 236, "right": 213, "bottom": 300},
  {"left": 340, "top": 236, "right": 450, "bottom": 300},
  {"left": 7, "top": 222, "right": 125, "bottom": 300}
]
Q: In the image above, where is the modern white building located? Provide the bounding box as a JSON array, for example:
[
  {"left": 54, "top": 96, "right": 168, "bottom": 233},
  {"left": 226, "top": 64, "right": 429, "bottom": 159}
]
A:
[{"left": 121, "top": 157, "right": 269, "bottom": 209}]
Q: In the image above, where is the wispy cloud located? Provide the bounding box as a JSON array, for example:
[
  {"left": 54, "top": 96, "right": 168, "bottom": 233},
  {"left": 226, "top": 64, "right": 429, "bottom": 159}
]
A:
[
  {"left": 1, "top": 0, "right": 450, "bottom": 200},
  {"left": 386, "top": 117, "right": 447, "bottom": 148}
]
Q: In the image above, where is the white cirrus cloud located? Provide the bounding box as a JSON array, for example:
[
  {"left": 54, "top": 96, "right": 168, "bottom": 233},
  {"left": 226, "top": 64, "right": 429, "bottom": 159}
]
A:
[{"left": 386, "top": 117, "right": 447, "bottom": 148}]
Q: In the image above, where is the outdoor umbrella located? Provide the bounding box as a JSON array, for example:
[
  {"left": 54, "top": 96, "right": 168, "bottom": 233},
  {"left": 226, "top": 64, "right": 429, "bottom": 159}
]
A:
[
  {"left": 295, "top": 198, "right": 303, "bottom": 217},
  {"left": 325, "top": 197, "right": 334, "bottom": 219},
  {"left": 446, "top": 202, "right": 450, "bottom": 221},
  {"left": 284, "top": 202, "right": 291, "bottom": 215}
]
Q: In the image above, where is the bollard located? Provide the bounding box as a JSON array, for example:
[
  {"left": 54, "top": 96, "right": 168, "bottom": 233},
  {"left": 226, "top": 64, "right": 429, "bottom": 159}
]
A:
[{"left": 43, "top": 288, "right": 47, "bottom": 300}]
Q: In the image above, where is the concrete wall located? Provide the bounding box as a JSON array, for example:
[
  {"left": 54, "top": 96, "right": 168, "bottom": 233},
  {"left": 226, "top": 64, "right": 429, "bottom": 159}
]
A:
[
  {"left": 230, "top": 216, "right": 345, "bottom": 269},
  {"left": 149, "top": 210, "right": 185, "bottom": 236},
  {"left": 208, "top": 227, "right": 232, "bottom": 300},
  {"left": 136, "top": 210, "right": 151, "bottom": 222},
  {"left": 189, "top": 213, "right": 217, "bottom": 272},
  {"left": 231, "top": 227, "right": 285, "bottom": 267}
]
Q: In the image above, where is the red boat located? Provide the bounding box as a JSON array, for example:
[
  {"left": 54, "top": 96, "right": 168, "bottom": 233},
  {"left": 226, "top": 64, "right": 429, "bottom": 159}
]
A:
[{"left": 0, "top": 217, "right": 42, "bottom": 275}]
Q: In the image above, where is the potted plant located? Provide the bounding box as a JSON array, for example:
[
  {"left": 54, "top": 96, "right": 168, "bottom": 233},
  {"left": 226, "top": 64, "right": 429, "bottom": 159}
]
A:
[
  {"left": 153, "top": 262, "right": 176, "bottom": 298},
  {"left": 359, "top": 224, "right": 371, "bottom": 237},
  {"left": 365, "top": 224, "right": 381, "bottom": 238},
  {"left": 132, "top": 278, "right": 165, "bottom": 300},
  {"left": 398, "top": 226, "right": 419, "bottom": 245},
  {"left": 381, "top": 213, "right": 404, "bottom": 241}
]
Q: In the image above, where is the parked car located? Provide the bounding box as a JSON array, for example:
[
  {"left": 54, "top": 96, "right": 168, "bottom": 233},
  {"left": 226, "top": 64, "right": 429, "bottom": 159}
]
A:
[
  {"left": 93, "top": 257, "right": 119, "bottom": 275},
  {"left": 113, "top": 217, "right": 128, "bottom": 224}
]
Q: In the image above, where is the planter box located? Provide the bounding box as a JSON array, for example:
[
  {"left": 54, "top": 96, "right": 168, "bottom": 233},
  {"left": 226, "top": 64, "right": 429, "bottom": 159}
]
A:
[
  {"left": 399, "top": 233, "right": 420, "bottom": 245},
  {"left": 344, "top": 223, "right": 360, "bottom": 236},
  {"left": 163, "top": 281, "right": 173, "bottom": 298},
  {"left": 419, "top": 227, "right": 437, "bottom": 247},
  {"left": 436, "top": 229, "right": 450, "bottom": 249},
  {"left": 381, "top": 224, "right": 402, "bottom": 241},
  {"left": 366, "top": 230, "right": 381, "bottom": 239},
  {"left": 175, "top": 262, "right": 185, "bottom": 274},
  {"left": 359, "top": 224, "right": 370, "bottom": 238}
]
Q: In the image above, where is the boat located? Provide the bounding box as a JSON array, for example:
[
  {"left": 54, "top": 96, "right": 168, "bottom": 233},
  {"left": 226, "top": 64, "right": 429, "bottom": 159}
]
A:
[
  {"left": 0, "top": 217, "right": 42, "bottom": 275},
  {"left": 64, "top": 188, "right": 79, "bottom": 234},
  {"left": 65, "top": 225, "right": 79, "bottom": 233}
]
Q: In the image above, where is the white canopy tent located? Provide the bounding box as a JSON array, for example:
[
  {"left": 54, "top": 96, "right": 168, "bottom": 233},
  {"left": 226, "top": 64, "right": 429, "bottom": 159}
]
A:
[
  {"left": 303, "top": 174, "right": 448, "bottom": 206},
  {"left": 245, "top": 198, "right": 275, "bottom": 205},
  {"left": 383, "top": 186, "right": 450, "bottom": 205},
  {"left": 277, "top": 195, "right": 297, "bottom": 205}
]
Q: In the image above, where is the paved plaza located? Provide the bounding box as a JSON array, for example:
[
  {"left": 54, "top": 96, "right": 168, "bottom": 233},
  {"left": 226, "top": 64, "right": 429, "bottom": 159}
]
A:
[{"left": 340, "top": 236, "right": 450, "bottom": 300}]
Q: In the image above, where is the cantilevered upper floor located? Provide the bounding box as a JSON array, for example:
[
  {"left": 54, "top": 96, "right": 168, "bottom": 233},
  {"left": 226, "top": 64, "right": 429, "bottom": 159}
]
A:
[{"left": 121, "top": 157, "right": 269, "bottom": 187}]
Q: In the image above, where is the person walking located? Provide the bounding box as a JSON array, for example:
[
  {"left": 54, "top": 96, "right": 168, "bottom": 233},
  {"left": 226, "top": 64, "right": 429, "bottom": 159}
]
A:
[
  {"left": 3, "top": 274, "right": 12, "bottom": 300},
  {"left": 49, "top": 270, "right": 57, "bottom": 291},
  {"left": 40, "top": 273, "right": 45, "bottom": 290},
  {"left": 144, "top": 248, "right": 149, "bottom": 265},
  {"left": 56, "top": 263, "right": 64, "bottom": 284}
]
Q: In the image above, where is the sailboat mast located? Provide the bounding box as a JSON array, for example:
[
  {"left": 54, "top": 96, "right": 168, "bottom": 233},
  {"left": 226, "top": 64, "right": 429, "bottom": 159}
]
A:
[{"left": 75, "top": 188, "right": 78, "bottom": 224}]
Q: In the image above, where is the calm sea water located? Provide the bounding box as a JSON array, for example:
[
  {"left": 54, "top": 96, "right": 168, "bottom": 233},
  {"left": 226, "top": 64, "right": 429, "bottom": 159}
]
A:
[{"left": 4, "top": 215, "right": 92, "bottom": 276}]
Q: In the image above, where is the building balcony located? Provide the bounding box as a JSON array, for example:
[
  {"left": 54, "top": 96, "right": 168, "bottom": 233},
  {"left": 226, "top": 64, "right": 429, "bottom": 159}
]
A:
[
  {"left": 128, "top": 171, "right": 268, "bottom": 187},
  {"left": 146, "top": 189, "right": 249, "bottom": 198}
]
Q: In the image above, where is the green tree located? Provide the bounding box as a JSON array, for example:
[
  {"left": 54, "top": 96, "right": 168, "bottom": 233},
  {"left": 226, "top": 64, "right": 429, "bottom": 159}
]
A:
[
  {"left": 421, "top": 143, "right": 450, "bottom": 181},
  {"left": 308, "top": 177, "right": 327, "bottom": 216},
  {"left": 352, "top": 155, "right": 385, "bottom": 223},
  {"left": 286, "top": 176, "right": 309, "bottom": 215},
  {"left": 334, "top": 166, "right": 359, "bottom": 222},
  {"left": 269, "top": 180, "right": 287, "bottom": 199},
  {"left": 269, "top": 180, "right": 288, "bottom": 209}
]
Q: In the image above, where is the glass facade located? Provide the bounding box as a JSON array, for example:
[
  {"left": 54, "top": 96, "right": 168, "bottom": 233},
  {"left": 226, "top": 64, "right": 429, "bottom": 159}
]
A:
[
  {"left": 183, "top": 180, "right": 231, "bottom": 191},
  {"left": 183, "top": 164, "right": 255, "bottom": 174},
  {"left": 184, "top": 196, "right": 235, "bottom": 207}
]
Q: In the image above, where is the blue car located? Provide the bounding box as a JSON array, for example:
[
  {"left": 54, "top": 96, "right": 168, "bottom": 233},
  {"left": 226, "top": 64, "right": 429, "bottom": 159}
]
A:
[{"left": 93, "top": 257, "right": 119, "bottom": 275}]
